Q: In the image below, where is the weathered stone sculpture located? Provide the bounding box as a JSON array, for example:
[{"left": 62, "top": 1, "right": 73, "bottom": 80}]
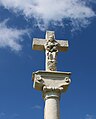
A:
[
  {"left": 32, "top": 31, "right": 71, "bottom": 119},
  {"left": 44, "top": 33, "right": 59, "bottom": 71}
]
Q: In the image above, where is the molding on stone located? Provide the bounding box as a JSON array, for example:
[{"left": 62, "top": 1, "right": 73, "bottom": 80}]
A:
[{"left": 32, "top": 70, "right": 71, "bottom": 93}]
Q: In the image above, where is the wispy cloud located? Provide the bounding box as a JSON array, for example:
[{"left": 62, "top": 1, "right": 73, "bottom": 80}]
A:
[
  {"left": 85, "top": 114, "right": 95, "bottom": 119},
  {"left": 0, "top": 112, "right": 5, "bottom": 118},
  {"left": 32, "top": 105, "right": 42, "bottom": 110},
  {"left": 0, "top": 112, "right": 19, "bottom": 119},
  {"left": 0, "top": 19, "right": 28, "bottom": 52},
  {"left": 10, "top": 113, "right": 19, "bottom": 119},
  {"left": 0, "top": 0, "right": 95, "bottom": 30}
]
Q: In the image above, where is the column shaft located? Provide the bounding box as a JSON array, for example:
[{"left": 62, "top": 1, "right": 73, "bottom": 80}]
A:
[
  {"left": 43, "top": 91, "right": 60, "bottom": 119},
  {"left": 44, "top": 97, "right": 60, "bottom": 119}
]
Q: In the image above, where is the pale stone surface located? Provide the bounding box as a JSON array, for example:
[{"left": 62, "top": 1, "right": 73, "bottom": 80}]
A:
[
  {"left": 44, "top": 33, "right": 59, "bottom": 71},
  {"left": 44, "top": 92, "right": 60, "bottom": 119},
  {"left": 32, "top": 70, "right": 71, "bottom": 119},
  {"left": 32, "top": 38, "right": 68, "bottom": 52},
  {"left": 32, "top": 70, "right": 71, "bottom": 93},
  {"left": 32, "top": 31, "right": 71, "bottom": 119},
  {"left": 32, "top": 31, "right": 69, "bottom": 71}
]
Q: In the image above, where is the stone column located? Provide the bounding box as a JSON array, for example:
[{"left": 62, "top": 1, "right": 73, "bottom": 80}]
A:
[
  {"left": 43, "top": 88, "right": 61, "bottom": 119},
  {"left": 32, "top": 71, "right": 71, "bottom": 119}
]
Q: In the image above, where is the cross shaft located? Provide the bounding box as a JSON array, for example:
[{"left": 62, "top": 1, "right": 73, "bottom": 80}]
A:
[{"left": 32, "top": 31, "right": 69, "bottom": 71}]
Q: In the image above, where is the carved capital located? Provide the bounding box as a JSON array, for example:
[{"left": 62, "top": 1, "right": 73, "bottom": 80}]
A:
[
  {"left": 32, "top": 71, "right": 71, "bottom": 93},
  {"left": 42, "top": 77, "right": 71, "bottom": 93},
  {"left": 33, "top": 74, "right": 45, "bottom": 91}
]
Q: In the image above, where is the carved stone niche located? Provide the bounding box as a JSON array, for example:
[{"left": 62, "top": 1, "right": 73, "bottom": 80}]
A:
[{"left": 32, "top": 71, "right": 71, "bottom": 93}]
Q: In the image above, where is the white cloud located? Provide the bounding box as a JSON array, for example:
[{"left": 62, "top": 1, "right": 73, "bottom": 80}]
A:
[
  {"left": 0, "top": 0, "right": 95, "bottom": 30},
  {"left": 32, "top": 105, "right": 42, "bottom": 110},
  {"left": 0, "top": 112, "right": 19, "bottom": 119},
  {"left": 0, "top": 20, "right": 28, "bottom": 52},
  {"left": 10, "top": 113, "right": 19, "bottom": 119},
  {"left": 87, "top": 0, "right": 96, "bottom": 4},
  {"left": 85, "top": 114, "right": 95, "bottom": 119},
  {"left": 0, "top": 112, "right": 5, "bottom": 118}
]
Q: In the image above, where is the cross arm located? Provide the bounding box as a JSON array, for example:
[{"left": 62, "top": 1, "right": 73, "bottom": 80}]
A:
[
  {"left": 32, "top": 38, "right": 46, "bottom": 51},
  {"left": 57, "top": 40, "right": 69, "bottom": 52},
  {"left": 32, "top": 38, "right": 69, "bottom": 52}
]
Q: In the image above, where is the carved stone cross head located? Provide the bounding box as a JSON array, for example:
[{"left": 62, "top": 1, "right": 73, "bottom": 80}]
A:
[{"left": 32, "top": 31, "right": 69, "bottom": 71}]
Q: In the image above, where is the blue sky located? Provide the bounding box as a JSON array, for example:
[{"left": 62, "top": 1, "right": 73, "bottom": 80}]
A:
[{"left": 0, "top": 0, "right": 96, "bottom": 119}]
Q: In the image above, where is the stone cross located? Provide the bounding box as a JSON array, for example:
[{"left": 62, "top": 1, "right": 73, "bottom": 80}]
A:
[
  {"left": 32, "top": 31, "right": 71, "bottom": 119},
  {"left": 32, "top": 31, "right": 68, "bottom": 71}
]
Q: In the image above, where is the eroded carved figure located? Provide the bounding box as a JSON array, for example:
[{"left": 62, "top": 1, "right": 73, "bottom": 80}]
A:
[
  {"left": 44, "top": 34, "right": 59, "bottom": 71},
  {"left": 44, "top": 34, "right": 59, "bottom": 61},
  {"left": 47, "top": 61, "right": 56, "bottom": 71}
]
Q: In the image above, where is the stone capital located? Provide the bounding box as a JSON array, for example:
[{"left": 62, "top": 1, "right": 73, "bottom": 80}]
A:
[{"left": 32, "top": 70, "right": 71, "bottom": 94}]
